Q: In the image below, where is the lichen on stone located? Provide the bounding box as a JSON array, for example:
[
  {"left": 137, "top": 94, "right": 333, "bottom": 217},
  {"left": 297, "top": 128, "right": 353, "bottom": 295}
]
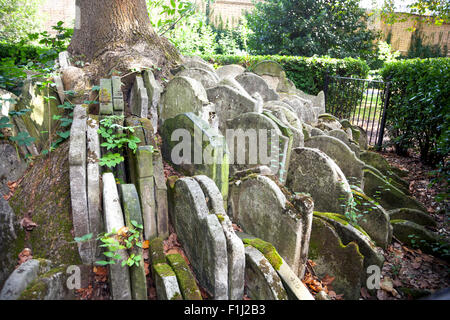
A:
[{"left": 243, "top": 238, "right": 283, "bottom": 270}]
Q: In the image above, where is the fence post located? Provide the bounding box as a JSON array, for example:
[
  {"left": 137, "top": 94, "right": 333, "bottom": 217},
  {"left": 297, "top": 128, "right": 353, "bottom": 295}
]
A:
[{"left": 376, "top": 81, "right": 391, "bottom": 149}]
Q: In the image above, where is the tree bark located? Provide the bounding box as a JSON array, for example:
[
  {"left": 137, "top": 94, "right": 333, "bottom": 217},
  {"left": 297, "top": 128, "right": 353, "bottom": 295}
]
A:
[{"left": 69, "top": 0, "right": 181, "bottom": 78}]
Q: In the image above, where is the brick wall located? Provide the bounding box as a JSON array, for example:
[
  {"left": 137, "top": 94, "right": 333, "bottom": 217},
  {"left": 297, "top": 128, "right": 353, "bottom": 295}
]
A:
[{"left": 40, "top": 0, "right": 75, "bottom": 33}]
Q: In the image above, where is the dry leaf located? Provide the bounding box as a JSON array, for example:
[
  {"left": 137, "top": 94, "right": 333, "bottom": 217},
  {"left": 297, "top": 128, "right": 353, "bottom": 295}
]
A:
[{"left": 142, "top": 240, "right": 149, "bottom": 249}]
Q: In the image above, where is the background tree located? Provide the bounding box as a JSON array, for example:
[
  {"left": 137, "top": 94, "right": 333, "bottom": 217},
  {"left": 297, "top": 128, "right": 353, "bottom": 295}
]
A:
[
  {"left": 68, "top": 0, "right": 181, "bottom": 81},
  {"left": 245, "top": 0, "right": 378, "bottom": 58},
  {"left": 0, "top": 0, "right": 42, "bottom": 42}
]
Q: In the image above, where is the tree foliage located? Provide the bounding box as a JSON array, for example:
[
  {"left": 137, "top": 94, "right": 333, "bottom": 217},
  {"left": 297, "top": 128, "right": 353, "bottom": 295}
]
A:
[
  {"left": 0, "top": 0, "right": 42, "bottom": 42},
  {"left": 245, "top": 0, "right": 378, "bottom": 59}
]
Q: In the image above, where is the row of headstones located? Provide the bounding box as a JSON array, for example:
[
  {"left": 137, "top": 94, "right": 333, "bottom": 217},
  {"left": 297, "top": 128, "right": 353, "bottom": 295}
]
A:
[
  {"left": 157, "top": 57, "right": 443, "bottom": 299},
  {"left": 168, "top": 173, "right": 314, "bottom": 300}
]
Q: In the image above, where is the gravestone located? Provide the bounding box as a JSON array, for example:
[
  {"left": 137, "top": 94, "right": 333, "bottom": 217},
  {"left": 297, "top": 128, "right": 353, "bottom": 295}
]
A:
[
  {"left": 142, "top": 70, "right": 162, "bottom": 133},
  {"left": 130, "top": 75, "right": 148, "bottom": 118},
  {"left": 0, "top": 196, "right": 19, "bottom": 288},
  {"left": 194, "top": 175, "right": 245, "bottom": 300},
  {"left": 161, "top": 112, "right": 229, "bottom": 202},
  {"left": 182, "top": 56, "right": 216, "bottom": 73},
  {"left": 244, "top": 245, "right": 288, "bottom": 300},
  {"left": 86, "top": 116, "right": 103, "bottom": 260},
  {"left": 309, "top": 217, "right": 363, "bottom": 300},
  {"left": 228, "top": 174, "right": 306, "bottom": 276},
  {"left": 286, "top": 147, "right": 353, "bottom": 215},
  {"left": 236, "top": 72, "right": 280, "bottom": 102},
  {"left": 111, "top": 76, "right": 124, "bottom": 114},
  {"left": 207, "top": 84, "right": 261, "bottom": 133},
  {"left": 99, "top": 78, "right": 113, "bottom": 115},
  {"left": 102, "top": 172, "right": 132, "bottom": 300},
  {"left": 177, "top": 67, "right": 219, "bottom": 89},
  {"left": 119, "top": 184, "right": 147, "bottom": 300},
  {"left": 134, "top": 146, "right": 157, "bottom": 240},
  {"left": 167, "top": 253, "right": 202, "bottom": 300},
  {"left": 226, "top": 112, "right": 291, "bottom": 184},
  {"left": 388, "top": 208, "right": 436, "bottom": 227},
  {"left": 305, "top": 135, "right": 364, "bottom": 185},
  {"left": 153, "top": 263, "right": 182, "bottom": 300},
  {"left": 152, "top": 151, "right": 169, "bottom": 239},
  {"left": 160, "top": 76, "right": 210, "bottom": 125},
  {"left": 69, "top": 105, "right": 91, "bottom": 264},
  {"left": 328, "top": 129, "right": 360, "bottom": 156},
  {"left": 0, "top": 259, "right": 40, "bottom": 300},
  {"left": 251, "top": 60, "right": 290, "bottom": 93},
  {"left": 216, "top": 64, "right": 245, "bottom": 80},
  {"left": 281, "top": 94, "right": 316, "bottom": 124},
  {"left": 169, "top": 177, "right": 228, "bottom": 299}
]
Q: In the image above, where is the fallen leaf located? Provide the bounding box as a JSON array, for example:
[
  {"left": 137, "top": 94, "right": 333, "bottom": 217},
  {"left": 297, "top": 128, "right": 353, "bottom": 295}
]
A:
[{"left": 142, "top": 240, "right": 149, "bottom": 249}]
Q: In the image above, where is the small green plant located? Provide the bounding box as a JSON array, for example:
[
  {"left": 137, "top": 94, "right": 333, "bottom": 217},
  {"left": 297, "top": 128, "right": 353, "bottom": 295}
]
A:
[
  {"left": 98, "top": 115, "right": 142, "bottom": 169},
  {"left": 75, "top": 220, "right": 145, "bottom": 267}
]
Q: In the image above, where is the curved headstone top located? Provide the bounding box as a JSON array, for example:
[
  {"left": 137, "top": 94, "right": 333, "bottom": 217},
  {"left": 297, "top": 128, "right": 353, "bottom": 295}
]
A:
[
  {"left": 177, "top": 67, "right": 219, "bottom": 89},
  {"left": 160, "top": 76, "right": 209, "bottom": 123},
  {"left": 182, "top": 56, "right": 216, "bottom": 73},
  {"left": 236, "top": 72, "right": 280, "bottom": 102},
  {"left": 251, "top": 60, "right": 286, "bottom": 78},
  {"left": 216, "top": 64, "right": 245, "bottom": 80}
]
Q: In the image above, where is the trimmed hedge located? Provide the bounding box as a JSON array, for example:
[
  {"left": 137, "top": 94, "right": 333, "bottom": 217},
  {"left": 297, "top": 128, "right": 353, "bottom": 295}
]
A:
[
  {"left": 0, "top": 42, "right": 51, "bottom": 65},
  {"left": 202, "top": 54, "right": 370, "bottom": 95},
  {"left": 380, "top": 58, "right": 450, "bottom": 166}
]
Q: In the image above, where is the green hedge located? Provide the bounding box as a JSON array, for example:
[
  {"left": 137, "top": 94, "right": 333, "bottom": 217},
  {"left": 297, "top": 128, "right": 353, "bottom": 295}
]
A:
[
  {"left": 0, "top": 42, "right": 51, "bottom": 65},
  {"left": 380, "top": 58, "right": 450, "bottom": 166},
  {"left": 202, "top": 54, "right": 370, "bottom": 95}
]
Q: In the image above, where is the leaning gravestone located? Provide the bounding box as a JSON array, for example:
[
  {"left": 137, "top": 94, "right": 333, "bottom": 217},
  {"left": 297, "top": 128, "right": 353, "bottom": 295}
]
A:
[
  {"left": 0, "top": 259, "right": 41, "bottom": 300},
  {"left": 99, "top": 78, "right": 113, "bottom": 115},
  {"left": 160, "top": 76, "right": 210, "bottom": 125},
  {"left": 251, "top": 60, "right": 291, "bottom": 93},
  {"left": 0, "top": 196, "right": 19, "bottom": 288},
  {"left": 119, "top": 184, "right": 148, "bottom": 300},
  {"left": 286, "top": 147, "right": 352, "bottom": 215},
  {"left": 130, "top": 75, "right": 149, "bottom": 118},
  {"left": 169, "top": 177, "right": 228, "bottom": 299},
  {"left": 228, "top": 174, "right": 307, "bottom": 277},
  {"left": 69, "top": 105, "right": 92, "bottom": 264},
  {"left": 244, "top": 245, "right": 288, "bottom": 300},
  {"left": 102, "top": 172, "right": 132, "bottom": 300},
  {"left": 226, "top": 112, "right": 291, "bottom": 184},
  {"left": 215, "top": 64, "right": 245, "bottom": 80},
  {"left": 161, "top": 112, "right": 229, "bottom": 202},
  {"left": 305, "top": 135, "right": 365, "bottom": 185},
  {"left": 281, "top": 94, "right": 316, "bottom": 124},
  {"left": 142, "top": 70, "right": 162, "bottom": 133},
  {"left": 182, "top": 56, "right": 216, "bottom": 73},
  {"left": 236, "top": 72, "right": 280, "bottom": 102},
  {"left": 86, "top": 116, "right": 103, "bottom": 261},
  {"left": 177, "top": 67, "right": 219, "bottom": 89},
  {"left": 194, "top": 175, "right": 245, "bottom": 300},
  {"left": 207, "top": 84, "right": 261, "bottom": 133},
  {"left": 309, "top": 217, "right": 363, "bottom": 300}
]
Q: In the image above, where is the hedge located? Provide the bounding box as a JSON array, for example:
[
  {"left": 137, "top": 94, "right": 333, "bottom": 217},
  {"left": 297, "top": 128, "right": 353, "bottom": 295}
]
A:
[
  {"left": 201, "top": 54, "right": 370, "bottom": 96},
  {"left": 0, "top": 42, "right": 52, "bottom": 65},
  {"left": 380, "top": 58, "right": 450, "bottom": 166}
]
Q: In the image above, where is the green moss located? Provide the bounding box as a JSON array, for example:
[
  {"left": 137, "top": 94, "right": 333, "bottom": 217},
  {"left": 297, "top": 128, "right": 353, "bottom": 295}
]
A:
[
  {"left": 154, "top": 263, "right": 175, "bottom": 277},
  {"left": 170, "top": 292, "right": 182, "bottom": 300},
  {"left": 318, "top": 113, "right": 339, "bottom": 122},
  {"left": 18, "top": 279, "right": 48, "bottom": 300},
  {"left": 390, "top": 219, "right": 408, "bottom": 224},
  {"left": 243, "top": 238, "right": 283, "bottom": 270},
  {"left": 216, "top": 214, "right": 225, "bottom": 222},
  {"left": 167, "top": 253, "right": 202, "bottom": 300},
  {"left": 149, "top": 237, "right": 166, "bottom": 266},
  {"left": 314, "top": 211, "right": 349, "bottom": 226}
]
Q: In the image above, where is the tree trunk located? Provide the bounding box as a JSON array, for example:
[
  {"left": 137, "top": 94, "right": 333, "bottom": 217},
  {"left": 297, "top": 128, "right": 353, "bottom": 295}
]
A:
[{"left": 69, "top": 0, "right": 181, "bottom": 78}]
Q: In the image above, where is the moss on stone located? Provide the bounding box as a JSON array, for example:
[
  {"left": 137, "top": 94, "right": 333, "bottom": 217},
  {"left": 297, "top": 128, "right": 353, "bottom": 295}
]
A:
[
  {"left": 18, "top": 279, "right": 48, "bottom": 300},
  {"left": 314, "top": 211, "right": 349, "bottom": 226},
  {"left": 167, "top": 253, "right": 202, "bottom": 300},
  {"left": 243, "top": 238, "right": 283, "bottom": 270},
  {"left": 149, "top": 237, "right": 166, "bottom": 266},
  {"left": 216, "top": 214, "right": 225, "bottom": 222},
  {"left": 154, "top": 263, "right": 176, "bottom": 277}
]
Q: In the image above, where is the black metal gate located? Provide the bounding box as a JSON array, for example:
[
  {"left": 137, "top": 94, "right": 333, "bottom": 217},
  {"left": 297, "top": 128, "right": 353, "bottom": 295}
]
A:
[{"left": 324, "top": 75, "right": 391, "bottom": 147}]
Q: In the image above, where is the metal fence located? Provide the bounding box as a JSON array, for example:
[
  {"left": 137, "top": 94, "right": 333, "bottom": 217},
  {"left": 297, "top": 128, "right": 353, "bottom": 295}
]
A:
[{"left": 324, "top": 75, "right": 391, "bottom": 147}]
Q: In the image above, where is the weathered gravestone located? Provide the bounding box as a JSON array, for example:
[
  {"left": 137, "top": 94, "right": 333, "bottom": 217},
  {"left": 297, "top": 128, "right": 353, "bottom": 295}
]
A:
[
  {"left": 194, "top": 175, "right": 245, "bottom": 300},
  {"left": 161, "top": 112, "right": 229, "bottom": 202},
  {"left": 99, "top": 78, "right": 113, "bottom": 115},
  {"left": 111, "top": 76, "right": 124, "bottom": 114},
  {"left": 69, "top": 105, "right": 92, "bottom": 264},
  {"left": 177, "top": 67, "right": 219, "bottom": 89},
  {"left": 280, "top": 94, "right": 316, "bottom": 124},
  {"left": 286, "top": 147, "right": 353, "bottom": 215},
  {"left": 236, "top": 72, "right": 280, "bottom": 102},
  {"left": 119, "top": 184, "right": 147, "bottom": 300},
  {"left": 182, "top": 56, "right": 216, "bottom": 73},
  {"left": 244, "top": 245, "right": 288, "bottom": 300},
  {"left": 0, "top": 196, "right": 19, "bottom": 289},
  {"left": 309, "top": 217, "right": 363, "bottom": 300},
  {"left": 130, "top": 75, "right": 148, "bottom": 118},
  {"left": 305, "top": 135, "right": 365, "bottom": 186},
  {"left": 216, "top": 64, "right": 245, "bottom": 80},
  {"left": 142, "top": 70, "right": 162, "bottom": 133},
  {"left": 228, "top": 174, "right": 311, "bottom": 277},
  {"left": 169, "top": 177, "right": 228, "bottom": 299},
  {"left": 226, "top": 112, "right": 291, "bottom": 184},
  {"left": 207, "top": 84, "right": 261, "bottom": 133},
  {"left": 102, "top": 172, "right": 132, "bottom": 300},
  {"left": 251, "top": 60, "right": 291, "bottom": 93},
  {"left": 160, "top": 76, "right": 210, "bottom": 125}
]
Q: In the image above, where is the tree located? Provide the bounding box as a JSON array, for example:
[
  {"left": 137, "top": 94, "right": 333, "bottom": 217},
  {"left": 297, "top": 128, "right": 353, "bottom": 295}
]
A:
[
  {"left": 68, "top": 0, "right": 181, "bottom": 80},
  {"left": 0, "top": 0, "right": 42, "bottom": 42},
  {"left": 245, "top": 0, "right": 378, "bottom": 59}
]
